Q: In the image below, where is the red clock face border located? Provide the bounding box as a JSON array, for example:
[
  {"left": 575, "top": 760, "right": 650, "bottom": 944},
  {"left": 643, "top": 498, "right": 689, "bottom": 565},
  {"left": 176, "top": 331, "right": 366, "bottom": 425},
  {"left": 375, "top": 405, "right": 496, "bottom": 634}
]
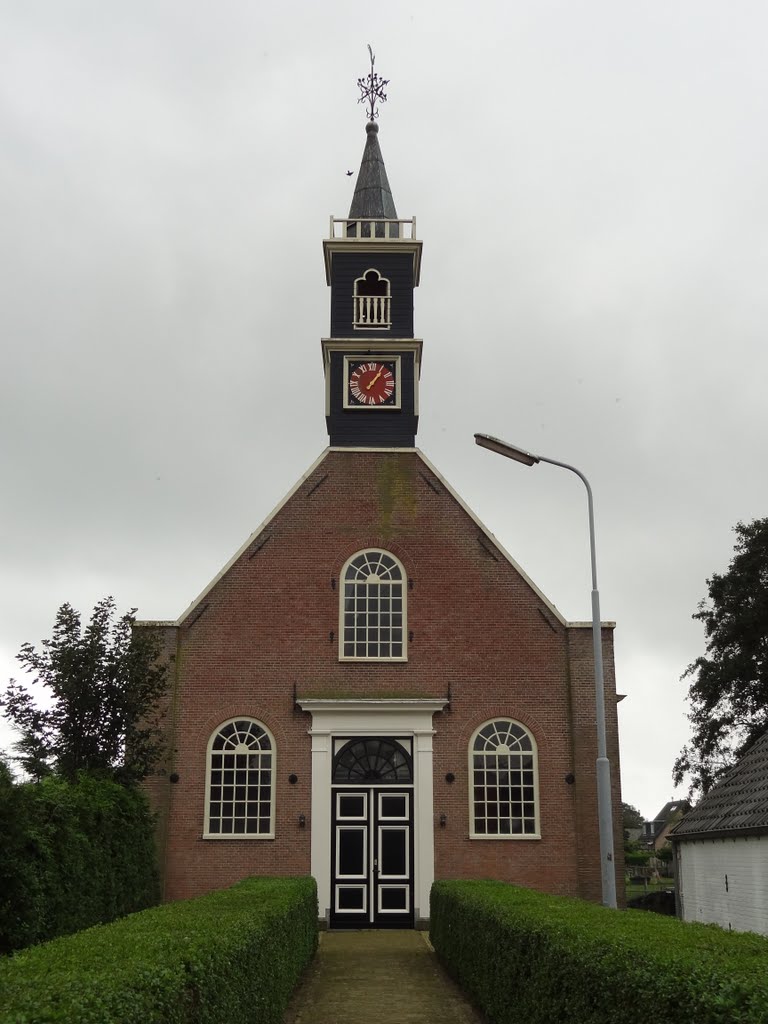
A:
[{"left": 344, "top": 357, "right": 400, "bottom": 409}]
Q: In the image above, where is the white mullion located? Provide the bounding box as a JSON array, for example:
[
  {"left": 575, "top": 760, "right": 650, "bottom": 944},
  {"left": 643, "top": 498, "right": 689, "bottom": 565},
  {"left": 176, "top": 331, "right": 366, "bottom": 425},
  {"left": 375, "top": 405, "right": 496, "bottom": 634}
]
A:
[{"left": 369, "top": 789, "right": 375, "bottom": 923}]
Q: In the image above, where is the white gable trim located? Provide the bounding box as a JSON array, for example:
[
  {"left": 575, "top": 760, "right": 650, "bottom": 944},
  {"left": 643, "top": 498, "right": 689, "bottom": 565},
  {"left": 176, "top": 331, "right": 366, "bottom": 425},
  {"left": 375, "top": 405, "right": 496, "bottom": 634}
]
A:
[
  {"left": 412, "top": 449, "right": 570, "bottom": 626},
  {"left": 173, "top": 449, "right": 332, "bottom": 626},
  {"left": 167, "top": 447, "right": 607, "bottom": 631}
]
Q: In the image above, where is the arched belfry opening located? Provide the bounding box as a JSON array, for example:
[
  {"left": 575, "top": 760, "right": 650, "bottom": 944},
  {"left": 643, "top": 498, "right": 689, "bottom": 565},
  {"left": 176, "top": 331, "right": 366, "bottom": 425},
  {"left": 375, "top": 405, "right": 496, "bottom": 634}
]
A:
[{"left": 354, "top": 269, "right": 391, "bottom": 329}]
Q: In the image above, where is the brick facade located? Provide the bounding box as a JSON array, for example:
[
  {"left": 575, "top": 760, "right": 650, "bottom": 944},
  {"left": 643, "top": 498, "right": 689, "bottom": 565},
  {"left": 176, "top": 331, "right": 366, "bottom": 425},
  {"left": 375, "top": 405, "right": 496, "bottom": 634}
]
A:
[{"left": 143, "top": 448, "right": 624, "bottom": 912}]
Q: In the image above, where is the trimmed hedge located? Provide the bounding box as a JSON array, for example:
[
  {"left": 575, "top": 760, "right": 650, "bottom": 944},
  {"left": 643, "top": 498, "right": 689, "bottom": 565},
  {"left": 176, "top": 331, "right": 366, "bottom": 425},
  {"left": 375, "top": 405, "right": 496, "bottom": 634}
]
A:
[
  {"left": 430, "top": 880, "right": 768, "bottom": 1024},
  {"left": 0, "top": 775, "right": 159, "bottom": 953},
  {"left": 0, "top": 876, "right": 318, "bottom": 1024}
]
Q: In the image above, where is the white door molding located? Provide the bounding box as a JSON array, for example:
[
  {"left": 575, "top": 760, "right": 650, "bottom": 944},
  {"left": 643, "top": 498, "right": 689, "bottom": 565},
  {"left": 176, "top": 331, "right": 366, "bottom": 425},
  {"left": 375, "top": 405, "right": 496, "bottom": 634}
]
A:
[{"left": 298, "top": 698, "right": 447, "bottom": 925}]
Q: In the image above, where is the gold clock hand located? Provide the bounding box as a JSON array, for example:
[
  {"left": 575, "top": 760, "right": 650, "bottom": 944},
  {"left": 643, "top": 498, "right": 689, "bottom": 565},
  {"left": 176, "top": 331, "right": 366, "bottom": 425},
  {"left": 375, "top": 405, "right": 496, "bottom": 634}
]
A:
[{"left": 366, "top": 370, "right": 383, "bottom": 390}]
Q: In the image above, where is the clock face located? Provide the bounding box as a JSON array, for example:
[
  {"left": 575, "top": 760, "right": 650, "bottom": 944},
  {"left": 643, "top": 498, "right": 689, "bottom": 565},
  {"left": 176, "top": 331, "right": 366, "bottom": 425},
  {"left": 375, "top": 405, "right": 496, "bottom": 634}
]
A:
[{"left": 346, "top": 359, "right": 399, "bottom": 408}]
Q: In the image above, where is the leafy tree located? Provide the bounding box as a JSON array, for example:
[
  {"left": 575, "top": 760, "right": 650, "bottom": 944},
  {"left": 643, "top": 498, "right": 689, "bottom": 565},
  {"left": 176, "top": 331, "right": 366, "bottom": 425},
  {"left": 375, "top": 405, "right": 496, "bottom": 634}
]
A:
[
  {"left": 655, "top": 844, "right": 673, "bottom": 864},
  {"left": 624, "top": 848, "right": 652, "bottom": 867},
  {"left": 622, "top": 802, "right": 644, "bottom": 831},
  {"left": 674, "top": 518, "right": 768, "bottom": 797},
  {"left": 1, "top": 597, "right": 168, "bottom": 784},
  {"left": 622, "top": 802, "right": 647, "bottom": 856}
]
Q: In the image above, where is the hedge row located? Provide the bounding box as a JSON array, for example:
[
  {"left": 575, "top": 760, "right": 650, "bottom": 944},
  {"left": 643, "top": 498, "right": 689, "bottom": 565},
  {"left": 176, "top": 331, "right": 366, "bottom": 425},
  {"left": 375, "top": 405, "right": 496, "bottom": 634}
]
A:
[
  {"left": 0, "top": 876, "right": 318, "bottom": 1024},
  {"left": 430, "top": 880, "right": 768, "bottom": 1024},
  {"left": 0, "top": 774, "right": 159, "bottom": 954}
]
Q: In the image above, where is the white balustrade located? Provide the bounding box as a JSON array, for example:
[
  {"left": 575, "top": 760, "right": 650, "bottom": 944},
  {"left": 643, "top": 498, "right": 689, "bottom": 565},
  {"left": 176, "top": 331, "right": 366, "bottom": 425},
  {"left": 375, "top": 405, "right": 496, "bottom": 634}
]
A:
[
  {"left": 354, "top": 294, "right": 391, "bottom": 327},
  {"left": 329, "top": 217, "right": 417, "bottom": 240}
]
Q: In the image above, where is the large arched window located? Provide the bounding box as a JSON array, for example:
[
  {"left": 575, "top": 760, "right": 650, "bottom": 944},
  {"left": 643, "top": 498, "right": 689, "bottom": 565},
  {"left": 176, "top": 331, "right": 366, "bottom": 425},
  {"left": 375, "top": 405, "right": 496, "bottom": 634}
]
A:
[
  {"left": 469, "top": 719, "right": 540, "bottom": 838},
  {"left": 340, "top": 549, "right": 407, "bottom": 661},
  {"left": 204, "top": 717, "right": 275, "bottom": 838}
]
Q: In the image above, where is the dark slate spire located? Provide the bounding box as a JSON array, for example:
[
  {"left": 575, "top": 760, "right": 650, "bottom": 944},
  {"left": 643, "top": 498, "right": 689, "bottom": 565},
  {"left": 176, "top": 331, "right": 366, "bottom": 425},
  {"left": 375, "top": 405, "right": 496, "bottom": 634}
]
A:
[{"left": 348, "top": 122, "right": 398, "bottom": 219}]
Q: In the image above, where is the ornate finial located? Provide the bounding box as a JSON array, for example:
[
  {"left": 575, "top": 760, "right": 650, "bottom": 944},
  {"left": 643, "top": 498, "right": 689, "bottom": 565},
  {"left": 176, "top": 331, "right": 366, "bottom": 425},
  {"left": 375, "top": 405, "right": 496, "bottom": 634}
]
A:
[{"left": 357, "top": 44, "right": 389, "bottom": 122}]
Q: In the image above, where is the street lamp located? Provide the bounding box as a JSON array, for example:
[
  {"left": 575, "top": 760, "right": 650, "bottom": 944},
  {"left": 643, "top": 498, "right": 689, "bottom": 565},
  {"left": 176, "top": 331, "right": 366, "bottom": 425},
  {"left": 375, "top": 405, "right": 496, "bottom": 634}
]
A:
[{"left": 474, "top": 432, "right": 617, "bottom": 910}]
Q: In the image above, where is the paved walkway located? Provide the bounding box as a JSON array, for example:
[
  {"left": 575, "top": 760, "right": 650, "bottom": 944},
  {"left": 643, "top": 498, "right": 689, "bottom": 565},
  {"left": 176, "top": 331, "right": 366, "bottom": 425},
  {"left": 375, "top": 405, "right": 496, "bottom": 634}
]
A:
[{"left": 284, "top": 930, "right": 486, "bottom": 1024}]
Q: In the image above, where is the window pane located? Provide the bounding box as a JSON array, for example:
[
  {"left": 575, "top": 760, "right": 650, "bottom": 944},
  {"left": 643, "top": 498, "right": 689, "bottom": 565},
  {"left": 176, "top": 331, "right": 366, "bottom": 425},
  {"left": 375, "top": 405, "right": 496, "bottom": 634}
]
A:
[
  {"left": 208, "top": 720, "right": 273, "bottom": 836},
  {"left": 471, "top": 721, "right": 536, "bottom": 837},
  {"left": 340, "top": 551, "right": 406, "bottom": 660}
]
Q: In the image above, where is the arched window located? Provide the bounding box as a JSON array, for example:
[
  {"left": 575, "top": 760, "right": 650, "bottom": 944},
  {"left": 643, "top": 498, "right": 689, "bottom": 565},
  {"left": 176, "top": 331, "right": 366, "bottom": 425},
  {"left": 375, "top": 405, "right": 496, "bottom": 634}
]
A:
[
  {"left": 353, "top": 269, "right": 391, "bottom": 329},
  {"left": 333, "top": 737, "right": 413, "bottom": 784},
  {"left": 340, "top": 549, "right": 406, "bottom": 661},
  {"left": 205, "top": 717, "right": 275, "bottom": 838},
  {"left": 469, "top": 719, "right": 539, "bottom": 838}
]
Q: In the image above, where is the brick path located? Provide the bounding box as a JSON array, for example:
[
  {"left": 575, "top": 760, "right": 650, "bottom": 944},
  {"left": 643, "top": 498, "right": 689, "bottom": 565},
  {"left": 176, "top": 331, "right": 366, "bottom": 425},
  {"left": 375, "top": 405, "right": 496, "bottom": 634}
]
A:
[{"left": 284, "top": 930, "right": 485, "bottom": 1024}]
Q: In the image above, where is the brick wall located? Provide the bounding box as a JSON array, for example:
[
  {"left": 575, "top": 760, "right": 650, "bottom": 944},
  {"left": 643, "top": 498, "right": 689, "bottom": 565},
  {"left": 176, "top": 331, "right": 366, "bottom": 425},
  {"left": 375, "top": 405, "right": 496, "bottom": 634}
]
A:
[{"left": 143, "top": 449, "right": 622, "bottom": 905}]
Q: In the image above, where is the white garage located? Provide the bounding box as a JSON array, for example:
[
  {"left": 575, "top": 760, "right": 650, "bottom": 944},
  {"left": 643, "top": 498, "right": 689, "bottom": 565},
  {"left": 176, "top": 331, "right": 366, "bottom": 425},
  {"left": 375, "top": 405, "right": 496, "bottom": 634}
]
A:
[{"left": 672, "top": 730, "right": 768, "bottom": 936}]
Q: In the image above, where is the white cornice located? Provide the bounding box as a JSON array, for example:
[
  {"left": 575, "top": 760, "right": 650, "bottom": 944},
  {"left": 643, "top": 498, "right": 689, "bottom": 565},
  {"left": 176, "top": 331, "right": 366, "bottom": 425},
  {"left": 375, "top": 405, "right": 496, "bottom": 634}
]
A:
[
  {"left": 322, "top": 237, "right": 423, "bottom": 286},
  {"left": 297, "top": 698, "right": 448, "bottom": 714}
]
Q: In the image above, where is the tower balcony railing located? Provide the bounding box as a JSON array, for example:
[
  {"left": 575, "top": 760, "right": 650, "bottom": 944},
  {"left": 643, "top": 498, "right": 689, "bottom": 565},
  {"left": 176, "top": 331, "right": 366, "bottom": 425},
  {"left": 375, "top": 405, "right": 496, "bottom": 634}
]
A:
[
  {"left": 354, "top": 294, "right": 391, "bottom": 328},
  {"left": 329, "top": 217, "right": 417, "bottom": 241}
]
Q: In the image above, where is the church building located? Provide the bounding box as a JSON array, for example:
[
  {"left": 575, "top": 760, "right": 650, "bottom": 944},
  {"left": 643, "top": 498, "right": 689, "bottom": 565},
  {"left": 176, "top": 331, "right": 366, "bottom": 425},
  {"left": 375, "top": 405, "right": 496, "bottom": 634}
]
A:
[{"left": 143, "top": 74, "right": 623, "bottom": 928}]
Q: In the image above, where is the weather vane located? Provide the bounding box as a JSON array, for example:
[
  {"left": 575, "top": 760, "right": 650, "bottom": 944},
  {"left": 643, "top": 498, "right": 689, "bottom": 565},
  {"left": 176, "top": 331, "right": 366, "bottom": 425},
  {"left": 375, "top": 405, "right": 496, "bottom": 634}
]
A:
[{"left": 357, "top": 44, "right": 389, "bottom": 122}]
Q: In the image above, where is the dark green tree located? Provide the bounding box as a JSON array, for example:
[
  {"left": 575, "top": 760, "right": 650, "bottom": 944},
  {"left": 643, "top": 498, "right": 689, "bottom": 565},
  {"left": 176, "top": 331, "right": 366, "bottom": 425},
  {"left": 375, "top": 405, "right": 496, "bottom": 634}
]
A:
[
  {"left": 1, "top": 597, "right": 168, "bottom": 784},
  {"left": 674, "top": 518, "right": 768, "bottom": 797},
  {"left": 622, "top": 802, "right": 645, "bottom": 855},
  {"left": 622, "top": 802, "right": 644, "bottom": 831}
]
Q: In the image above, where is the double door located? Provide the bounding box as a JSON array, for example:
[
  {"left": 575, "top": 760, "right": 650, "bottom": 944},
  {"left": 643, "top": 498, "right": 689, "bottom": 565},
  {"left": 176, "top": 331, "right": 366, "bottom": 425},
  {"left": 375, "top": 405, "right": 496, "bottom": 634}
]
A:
[{"left": 330, "top": 787, "right": 414, "bottom": 928}]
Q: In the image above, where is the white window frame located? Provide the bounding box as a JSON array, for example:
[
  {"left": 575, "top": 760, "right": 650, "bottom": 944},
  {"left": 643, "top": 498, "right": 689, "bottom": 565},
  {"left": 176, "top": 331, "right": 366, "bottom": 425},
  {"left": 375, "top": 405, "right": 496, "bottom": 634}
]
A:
[
  {"left": 339, "top": 549, "right": 408, "bottom": 662},
  {"left": 353, "top": 268, "right": 391, "bottom": 330},
  {"left": 203, "top": 716, "right": 276, "bottom": 839},
  {"left": 468, "top": 718, "right": 541, "bottom": 840}
]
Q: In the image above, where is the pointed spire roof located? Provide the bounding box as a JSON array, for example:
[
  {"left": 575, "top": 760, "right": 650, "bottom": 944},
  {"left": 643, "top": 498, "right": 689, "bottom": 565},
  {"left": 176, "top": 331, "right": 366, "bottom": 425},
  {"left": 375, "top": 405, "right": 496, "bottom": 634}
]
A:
[{"left": 348, "top": 122, "right": 398, "bottom": 219}]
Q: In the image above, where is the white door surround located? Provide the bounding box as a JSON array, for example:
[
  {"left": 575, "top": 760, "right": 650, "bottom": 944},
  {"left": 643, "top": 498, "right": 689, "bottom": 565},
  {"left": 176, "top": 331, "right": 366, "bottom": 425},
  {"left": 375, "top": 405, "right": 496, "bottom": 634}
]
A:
[{"left": 297, "top": 698, "right": 447, "bottom": 926}]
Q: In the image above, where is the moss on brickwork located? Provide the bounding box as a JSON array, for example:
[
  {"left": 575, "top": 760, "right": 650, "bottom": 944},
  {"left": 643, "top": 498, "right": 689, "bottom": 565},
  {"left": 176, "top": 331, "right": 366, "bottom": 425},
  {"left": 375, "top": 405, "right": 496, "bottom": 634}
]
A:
[{"left": 377, "top": 454, "right": 417, "bottom": 536}]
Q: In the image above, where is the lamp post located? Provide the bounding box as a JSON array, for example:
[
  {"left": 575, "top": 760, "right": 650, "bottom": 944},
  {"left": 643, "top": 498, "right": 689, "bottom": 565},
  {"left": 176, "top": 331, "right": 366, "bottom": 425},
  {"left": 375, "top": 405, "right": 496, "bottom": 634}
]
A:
[{"left": 474, "top": 432, "right": 617, "bottom": 910}]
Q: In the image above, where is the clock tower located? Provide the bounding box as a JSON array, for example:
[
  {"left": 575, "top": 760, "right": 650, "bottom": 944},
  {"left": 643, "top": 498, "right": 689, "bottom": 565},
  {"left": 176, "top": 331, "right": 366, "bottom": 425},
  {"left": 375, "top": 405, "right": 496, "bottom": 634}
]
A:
[
  {"left": 322, "top": 101, "right": 422, "bottom": 447},
  {"left": 140, "top": 50, "right": 624, "bottom": 929}
]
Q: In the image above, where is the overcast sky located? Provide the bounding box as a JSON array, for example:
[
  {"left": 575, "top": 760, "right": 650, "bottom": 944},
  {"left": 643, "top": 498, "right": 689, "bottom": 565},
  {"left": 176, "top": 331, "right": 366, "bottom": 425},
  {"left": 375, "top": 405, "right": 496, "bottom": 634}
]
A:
[{"left": 2, "top": 1, "right": 767, "bottom": 822}]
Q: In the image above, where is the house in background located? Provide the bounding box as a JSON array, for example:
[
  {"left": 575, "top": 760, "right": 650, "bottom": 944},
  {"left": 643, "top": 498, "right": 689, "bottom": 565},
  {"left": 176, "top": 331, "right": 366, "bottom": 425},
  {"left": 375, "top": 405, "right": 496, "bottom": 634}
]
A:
[
  {"left": 141, "top": 99, "right": 624, "bottom": 929},
  {"left": 642, "top": 800, "right": 691, "bottom": 851},
  {"left": 670, "top": 731, "right": 768, "bottom": 935}
]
